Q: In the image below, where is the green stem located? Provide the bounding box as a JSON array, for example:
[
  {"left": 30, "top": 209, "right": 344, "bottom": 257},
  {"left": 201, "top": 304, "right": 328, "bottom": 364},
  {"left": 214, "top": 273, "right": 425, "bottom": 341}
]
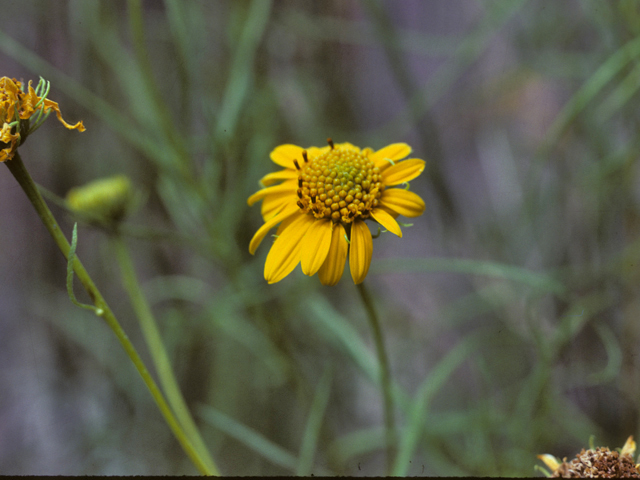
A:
[
  {"left": 356, "top": 281, "right": 396, "bottom": 475},
  {"left": 111, "top": 234, "right": 219, "bottom": 475},
  {"left": 5, "top": 152, "right": 214, "bottom": 476}
]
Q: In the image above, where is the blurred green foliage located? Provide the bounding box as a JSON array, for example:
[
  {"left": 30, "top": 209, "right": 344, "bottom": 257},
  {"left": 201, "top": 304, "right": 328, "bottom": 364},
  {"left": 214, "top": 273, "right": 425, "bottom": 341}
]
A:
[{"left": 2, "top": 0, "right": 640, "bottom": 476}]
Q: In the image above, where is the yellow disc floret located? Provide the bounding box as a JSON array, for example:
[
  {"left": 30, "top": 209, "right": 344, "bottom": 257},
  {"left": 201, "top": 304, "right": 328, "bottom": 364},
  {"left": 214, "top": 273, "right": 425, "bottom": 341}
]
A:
[{"left": 295, "top": 144, "right": 383, "bottom": 225}]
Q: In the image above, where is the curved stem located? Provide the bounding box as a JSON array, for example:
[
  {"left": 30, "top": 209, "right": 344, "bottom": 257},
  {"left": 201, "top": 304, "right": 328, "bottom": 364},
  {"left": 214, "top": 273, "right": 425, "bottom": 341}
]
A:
[
  {"left": 356, "top": 281, "right": 396, "bottom": 475},
  {"left": 5, "top": 152, "right": 214, "bottom": 476},
  {"left": 111, "top": 234, "right": 219, "bottom": 475}
]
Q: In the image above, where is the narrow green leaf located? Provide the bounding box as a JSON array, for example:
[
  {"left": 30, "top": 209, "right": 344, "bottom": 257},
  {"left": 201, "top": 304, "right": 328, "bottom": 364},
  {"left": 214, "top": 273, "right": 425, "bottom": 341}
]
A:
[
  {"left": 66, "top": 223, "right": 102, "bottom": 315},
  {"left": 371, "top": 257, "right": 565, "bottom": 295},
  {"left": 392, "top": 334, "right": 480, "bottom": 476},
  {"left": 586, "top": 322, "right": 622, "bottom": 385},
  {"left": 199, "top": 405, "right": 298, "bottom": 472},
  {"left": 296, "top": 365, "right": 333, "bottom": 476},
  {"left": 596, "top": 60, "right": 640, "bottom": 121},
  {"left": 327, "top": 426, "right": 386, "bottom": 466},
  {"left": 216, "top": 0, "right": 273, "bottom": 138},
  {"left": 307, "top": 295, "right": 377, "bottom": 381},
  {"left": 543, "top": 35, "right": 640, "bottom": 150}
]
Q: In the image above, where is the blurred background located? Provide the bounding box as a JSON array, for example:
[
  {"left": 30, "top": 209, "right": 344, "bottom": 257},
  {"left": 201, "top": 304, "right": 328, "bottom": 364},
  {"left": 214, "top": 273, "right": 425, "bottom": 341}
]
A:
[{"left": 1, "top": 0, "right": 639, "bottom": 475}]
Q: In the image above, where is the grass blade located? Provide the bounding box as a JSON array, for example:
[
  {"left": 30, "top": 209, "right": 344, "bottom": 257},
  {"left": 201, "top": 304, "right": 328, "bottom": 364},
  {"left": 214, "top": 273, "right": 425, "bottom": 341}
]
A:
[
  {"left": 392, "top": 333, "right": 480, "bottom": 476},
  {"left": 296, "top": 365, "right": 333, "bottom": 476},
  {"left": 198, "top": 405, "right": 298, "bottom": 472}
]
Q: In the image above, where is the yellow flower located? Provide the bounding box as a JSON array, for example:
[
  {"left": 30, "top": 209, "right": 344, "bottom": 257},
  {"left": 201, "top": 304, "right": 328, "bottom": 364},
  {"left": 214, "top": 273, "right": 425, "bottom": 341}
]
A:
[
  {"left": 248, "top": 139, "right": 426, "bottom": 285},
  {"left": 0, "top": 77, "right": 85, "bottom": 162}
]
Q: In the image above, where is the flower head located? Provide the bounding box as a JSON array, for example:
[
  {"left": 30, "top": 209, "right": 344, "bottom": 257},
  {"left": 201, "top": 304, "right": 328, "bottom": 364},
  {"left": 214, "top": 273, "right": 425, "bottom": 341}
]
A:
[
  {"left": 66, "top": 174, "right": 134, "bottom": 225},
  {"left": 248, "top": 139, "right": 426, "bottom": 285},
  {"left": 0, "top": 77, "right": 85, "bottom": 162},
  {"left": 537, "top": 436, "right": 640, "bottom": 478}
]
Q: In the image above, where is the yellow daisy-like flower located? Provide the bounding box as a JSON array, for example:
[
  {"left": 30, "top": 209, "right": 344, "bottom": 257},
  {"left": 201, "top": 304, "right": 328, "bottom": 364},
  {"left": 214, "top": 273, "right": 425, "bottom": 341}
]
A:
[
  {"left": 0, "top": 76, "right": 85, "bottom": 162},
  {"left": 248, "top": 139, "right": 426, "bottom": 285}
]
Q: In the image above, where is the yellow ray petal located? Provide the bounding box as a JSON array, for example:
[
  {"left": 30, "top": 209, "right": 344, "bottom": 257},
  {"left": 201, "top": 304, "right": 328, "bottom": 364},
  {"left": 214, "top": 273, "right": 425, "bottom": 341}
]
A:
[
  {"left": 247, "top": 181, "right": 297, "bottom": 207},
  {"left": 260, "top": 169, "right": 298, "bottom": 187},
  {"left": 537, "top": 454, "right": 561, "bottom": 472},
  {"left": 249, "top": 204, "right": 299, "bottom": 254},
  {"left": 306, "top": 146, "right": 330, "bottom": 159},
  {"left": 0, "top": 123, "right": 18, "bottom": 162},
  {"left": 381, "top": 159, "right": 425, "bottom": 186},
  {"left": 379, "top": 188, "right": 426, "bottom": 218},
  {"left": 622, "top": 436, "right": 636, "bottom": 457},
  {"left": 24, "top": 82, "right": 85, "bottom": 131},
  {"left": 318, "top": 223, "right": 348, "bottom": 286},
  {"left": 261, "top": 193, "right": 294, "bottom": 221},
  {"left": 300, "top": 219, "right": 333, "bottom": 276},
  {"left": 335, "top": 142, "right": 360, "bottom": 153},
  {"left": 42, "top": 98, "right": 86, "bottom": 131},
  {"left": 349, "top": 220, "right": 373, "bottom": 284},
  {"left": 276, "top": 210, "right": 300, "bottom": 235},
  {"left": 371, "top": 208, "right": 402, "bottom": 237},
  {"left": 264, "top": 214, "right": 315, "bottom": 283},
  {"left": 270, "top": 144, "right": 305, "bottom": 168},
  {"left": 370, "top": 143, "right": 412, "bottom": 168}
]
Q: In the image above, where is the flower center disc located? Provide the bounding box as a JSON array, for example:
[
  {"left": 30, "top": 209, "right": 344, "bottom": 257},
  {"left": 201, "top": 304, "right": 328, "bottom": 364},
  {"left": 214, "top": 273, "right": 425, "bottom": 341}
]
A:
[{"left": 296, "top": 146, "right": 383, "bottom": 224}]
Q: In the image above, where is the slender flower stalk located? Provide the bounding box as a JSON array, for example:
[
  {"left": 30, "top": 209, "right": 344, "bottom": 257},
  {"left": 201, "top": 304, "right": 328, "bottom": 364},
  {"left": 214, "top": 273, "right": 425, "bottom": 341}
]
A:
[
  {"left": 357, "top": 281, "right": 397, "bottom": 474},
  {"left": 111, "top": 234, "right": 219, "bottom": 475},
  {"left": 66, "top": 174, "right": 219, "bottom": 473},
  {"left": 5, "top": 152, "right": 214, "bottom": 476}
]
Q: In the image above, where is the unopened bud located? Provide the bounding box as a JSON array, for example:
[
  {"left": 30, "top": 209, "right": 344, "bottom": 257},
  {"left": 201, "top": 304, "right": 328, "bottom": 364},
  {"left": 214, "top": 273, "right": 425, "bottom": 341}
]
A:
[{"left": 66, "top": 175, "right": 134, "bottom": 224}]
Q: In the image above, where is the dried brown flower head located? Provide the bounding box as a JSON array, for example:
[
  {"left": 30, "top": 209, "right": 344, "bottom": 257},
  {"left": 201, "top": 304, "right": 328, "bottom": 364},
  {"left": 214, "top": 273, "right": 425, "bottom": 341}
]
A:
[{"left": 538, "top": 436, "right": 640, "bottom": 478}]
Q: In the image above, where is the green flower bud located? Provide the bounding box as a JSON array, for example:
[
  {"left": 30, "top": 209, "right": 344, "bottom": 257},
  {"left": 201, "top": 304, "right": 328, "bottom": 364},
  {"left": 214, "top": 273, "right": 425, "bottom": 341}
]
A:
[{"left": 66, "top": 175, "right": 134, "bottom": 224}]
